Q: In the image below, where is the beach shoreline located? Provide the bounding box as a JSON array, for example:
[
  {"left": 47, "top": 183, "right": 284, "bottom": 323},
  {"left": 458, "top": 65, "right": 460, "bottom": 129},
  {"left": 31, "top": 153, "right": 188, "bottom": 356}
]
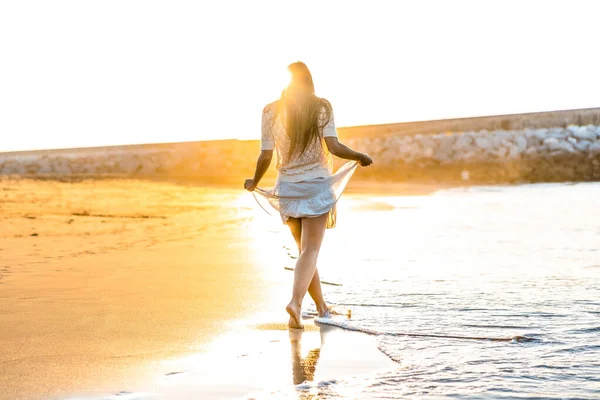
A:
[
  {"left": 3, "top": 177, "right": 599, "bottom": 399},
  {"left": 0, "top": 178, "right": 417, "bottom": 400}
]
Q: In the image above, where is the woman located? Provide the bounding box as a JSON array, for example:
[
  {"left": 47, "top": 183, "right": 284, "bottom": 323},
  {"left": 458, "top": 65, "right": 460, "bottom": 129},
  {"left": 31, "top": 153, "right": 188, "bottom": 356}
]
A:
[{"left": 244, "top": 62, "right": 372, "bottom": 329}]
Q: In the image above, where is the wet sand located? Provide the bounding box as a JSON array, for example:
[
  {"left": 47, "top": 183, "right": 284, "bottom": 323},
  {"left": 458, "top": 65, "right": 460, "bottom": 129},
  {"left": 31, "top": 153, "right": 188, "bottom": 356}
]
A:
[
  {"left": 143, "top": 323, "right": 396, "bottom": 399},
  {"left": 0, "top": 177, "right": 437, "bottom": 399}
]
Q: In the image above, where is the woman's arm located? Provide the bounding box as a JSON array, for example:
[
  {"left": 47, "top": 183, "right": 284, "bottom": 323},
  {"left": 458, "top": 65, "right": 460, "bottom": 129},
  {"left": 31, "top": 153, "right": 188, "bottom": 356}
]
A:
[
  {"left": 324, "top": 137, "right": 373, "bottom": 166},
  {"left": 244, "top": 150, "right": 273, "bottom": 191}
]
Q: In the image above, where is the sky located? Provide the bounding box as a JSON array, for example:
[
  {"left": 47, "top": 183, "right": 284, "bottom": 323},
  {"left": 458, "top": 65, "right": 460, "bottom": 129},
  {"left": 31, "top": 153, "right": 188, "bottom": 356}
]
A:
[{"left": 1, "top": 0, "right": 599, "bottom": 152}]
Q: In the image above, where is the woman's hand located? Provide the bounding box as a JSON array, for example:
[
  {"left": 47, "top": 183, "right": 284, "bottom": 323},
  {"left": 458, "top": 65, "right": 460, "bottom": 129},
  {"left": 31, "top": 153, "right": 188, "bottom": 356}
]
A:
[
  {"left": 244, "top": 178, "right": 257, "bottom": 191},
  {"left": 358, "top": 153, "right": 373, "bottom": 167}
]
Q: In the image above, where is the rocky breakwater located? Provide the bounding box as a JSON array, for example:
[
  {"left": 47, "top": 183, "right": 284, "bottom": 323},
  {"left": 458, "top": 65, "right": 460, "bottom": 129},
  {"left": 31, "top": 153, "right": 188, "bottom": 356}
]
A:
[
  {"left": 0, "top": 140, "right": 264, "bottom": 185},
  {"left": 2, "top": 125, "right": 600, "bottom": 184},
  {"left": 343, "top": 125, "right": 600, "bottom": 183}
]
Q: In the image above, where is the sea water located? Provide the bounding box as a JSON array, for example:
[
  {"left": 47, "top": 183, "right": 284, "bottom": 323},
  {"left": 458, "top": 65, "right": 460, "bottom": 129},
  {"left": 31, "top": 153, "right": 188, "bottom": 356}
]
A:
[{"left": 295, "top": 182, "right": 600, "bottom": 399}]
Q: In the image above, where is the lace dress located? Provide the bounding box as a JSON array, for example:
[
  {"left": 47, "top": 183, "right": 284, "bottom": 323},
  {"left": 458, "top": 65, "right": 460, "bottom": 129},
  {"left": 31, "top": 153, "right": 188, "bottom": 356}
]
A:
[{"left": 253, "top": 101, "right": 358, "bottom": 229}]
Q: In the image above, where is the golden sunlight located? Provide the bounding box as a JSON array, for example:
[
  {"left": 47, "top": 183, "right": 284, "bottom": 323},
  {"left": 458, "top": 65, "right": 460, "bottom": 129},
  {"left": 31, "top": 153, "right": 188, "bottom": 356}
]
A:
[{"left": 3, "top": 2, "right": 600, "bottom": 400}]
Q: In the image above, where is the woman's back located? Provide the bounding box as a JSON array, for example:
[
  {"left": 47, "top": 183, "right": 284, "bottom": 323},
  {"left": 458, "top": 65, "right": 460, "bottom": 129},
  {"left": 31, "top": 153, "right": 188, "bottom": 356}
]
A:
[{"left": 261, "top": 100, "right": 339, "bottom": 182}]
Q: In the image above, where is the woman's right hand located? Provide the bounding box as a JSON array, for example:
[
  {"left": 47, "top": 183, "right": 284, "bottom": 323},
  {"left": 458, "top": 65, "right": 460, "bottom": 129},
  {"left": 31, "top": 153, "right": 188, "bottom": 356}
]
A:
[
  {"left": 244, "top": 178, "right": 257, "bottom": 191},
  {"left": 358, "top": 153, "right": 373, "bottom": 167}
]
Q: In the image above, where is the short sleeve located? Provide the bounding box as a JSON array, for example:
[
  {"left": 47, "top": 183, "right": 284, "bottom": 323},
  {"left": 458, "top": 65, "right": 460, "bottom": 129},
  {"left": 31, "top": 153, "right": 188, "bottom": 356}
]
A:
[
  {"left": 321, "top": 105, "right": 338, "bottom": 138},
  {"left": 260, "top": 106, "right": 275, "bottom": 151}
]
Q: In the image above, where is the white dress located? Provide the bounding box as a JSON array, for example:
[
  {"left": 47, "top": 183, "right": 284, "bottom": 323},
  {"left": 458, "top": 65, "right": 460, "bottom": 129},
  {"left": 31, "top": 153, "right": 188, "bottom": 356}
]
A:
[{"left": 254, "top": 101, "right": 358, "bottom": 229}]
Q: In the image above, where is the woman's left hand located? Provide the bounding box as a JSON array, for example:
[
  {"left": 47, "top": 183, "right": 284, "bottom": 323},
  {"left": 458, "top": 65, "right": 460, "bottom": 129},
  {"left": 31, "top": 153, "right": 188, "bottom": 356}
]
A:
[{"left": 244, "top": 178, "right": 257, "bottom": 191}]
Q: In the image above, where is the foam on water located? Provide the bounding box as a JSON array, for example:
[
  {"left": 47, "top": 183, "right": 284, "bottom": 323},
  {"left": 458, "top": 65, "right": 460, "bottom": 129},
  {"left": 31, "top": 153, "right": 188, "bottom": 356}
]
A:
[{"left": 314, "top": 315, "right": 539, "bottom": 343}]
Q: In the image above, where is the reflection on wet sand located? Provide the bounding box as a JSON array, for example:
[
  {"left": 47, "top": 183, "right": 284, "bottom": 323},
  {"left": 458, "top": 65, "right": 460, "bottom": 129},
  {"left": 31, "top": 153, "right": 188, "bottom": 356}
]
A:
[
  {"left": 289, "top": 329, "right": 321, "bottom": 385},
  {"left": 286, "top": 323, "right": 393, "bottom": 399}
]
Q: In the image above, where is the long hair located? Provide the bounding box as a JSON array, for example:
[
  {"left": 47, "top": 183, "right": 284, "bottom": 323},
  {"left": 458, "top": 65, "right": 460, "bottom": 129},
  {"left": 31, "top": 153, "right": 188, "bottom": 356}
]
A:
[{"left": 275, "top": 62, "right": 332, "bottom": 159}]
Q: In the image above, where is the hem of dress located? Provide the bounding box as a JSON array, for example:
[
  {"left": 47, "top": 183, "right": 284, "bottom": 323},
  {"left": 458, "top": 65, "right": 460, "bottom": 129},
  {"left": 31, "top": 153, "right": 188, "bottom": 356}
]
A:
[{"left": 280, "top": 204, "right": 337, "bottom": 229}]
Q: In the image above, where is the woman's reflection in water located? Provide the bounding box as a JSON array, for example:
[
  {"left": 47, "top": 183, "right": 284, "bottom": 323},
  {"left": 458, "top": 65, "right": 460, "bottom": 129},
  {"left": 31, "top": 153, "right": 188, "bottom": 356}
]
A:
[{"left": 289, "top": 329, "right": 321, "bottom": 385}]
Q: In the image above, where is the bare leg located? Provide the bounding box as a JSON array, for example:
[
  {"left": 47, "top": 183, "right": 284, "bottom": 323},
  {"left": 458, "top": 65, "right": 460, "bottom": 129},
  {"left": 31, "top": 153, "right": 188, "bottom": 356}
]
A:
[
  {"left": 286, "top": 218, "right": 328, "bottom": 316},
  {"left": 286, "top": 213, "right": 328, "bottom": 329}
]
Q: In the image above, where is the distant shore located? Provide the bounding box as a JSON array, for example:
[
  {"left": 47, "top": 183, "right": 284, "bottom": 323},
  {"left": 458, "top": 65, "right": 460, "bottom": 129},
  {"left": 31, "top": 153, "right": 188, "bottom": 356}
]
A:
[{"left": 1, "top": 107, "right": 599, "bottom": 184}]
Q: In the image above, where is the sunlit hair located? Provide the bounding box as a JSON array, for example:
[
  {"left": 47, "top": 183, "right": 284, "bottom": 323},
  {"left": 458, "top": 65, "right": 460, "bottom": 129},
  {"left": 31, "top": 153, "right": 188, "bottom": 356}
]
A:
[{"left": 274, "top": 61, "right": 332, "bottom": 159}]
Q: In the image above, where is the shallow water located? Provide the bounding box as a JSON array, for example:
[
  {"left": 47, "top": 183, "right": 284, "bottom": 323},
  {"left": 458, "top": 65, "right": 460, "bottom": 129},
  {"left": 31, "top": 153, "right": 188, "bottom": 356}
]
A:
[{"left": 294, "top": 182, "right": 600, "bottom": 399}]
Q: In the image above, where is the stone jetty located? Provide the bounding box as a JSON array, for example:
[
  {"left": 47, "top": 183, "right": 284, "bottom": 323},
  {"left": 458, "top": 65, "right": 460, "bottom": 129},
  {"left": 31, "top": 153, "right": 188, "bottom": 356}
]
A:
[{"left": 2, "top": 108, "right": 600, "bottom": 184}]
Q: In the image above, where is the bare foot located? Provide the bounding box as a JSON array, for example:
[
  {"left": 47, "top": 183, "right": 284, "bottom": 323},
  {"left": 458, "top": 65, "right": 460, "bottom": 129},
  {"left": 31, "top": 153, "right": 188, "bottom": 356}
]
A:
[
  {"left": 286, "top": 303, "right": 304, "bottom": 330},
  {"left": 317, "top": 305, "right": 344, "bottom": 318}
]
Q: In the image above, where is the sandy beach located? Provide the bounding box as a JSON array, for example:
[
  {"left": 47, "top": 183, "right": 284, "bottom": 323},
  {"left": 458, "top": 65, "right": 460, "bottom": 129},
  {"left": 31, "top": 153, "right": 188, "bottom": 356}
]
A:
[
  {"left": 0, "top": 178, "right": 270, "bottom": 398},
  {"left": 0, "top": 177, "right": 434, "bottom": 399}
]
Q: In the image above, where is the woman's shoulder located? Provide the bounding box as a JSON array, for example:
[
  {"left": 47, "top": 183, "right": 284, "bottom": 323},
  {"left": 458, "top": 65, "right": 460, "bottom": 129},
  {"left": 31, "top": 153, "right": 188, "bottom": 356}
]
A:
[
  {"left": 318, "top": 97, "right": 332, "bottom": 108},
  {"left": 316, "top": 97, "right": 334, "bottom": 125},
  {"left": 263, "top": 100, "right": 279, "bottom": 114}
]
